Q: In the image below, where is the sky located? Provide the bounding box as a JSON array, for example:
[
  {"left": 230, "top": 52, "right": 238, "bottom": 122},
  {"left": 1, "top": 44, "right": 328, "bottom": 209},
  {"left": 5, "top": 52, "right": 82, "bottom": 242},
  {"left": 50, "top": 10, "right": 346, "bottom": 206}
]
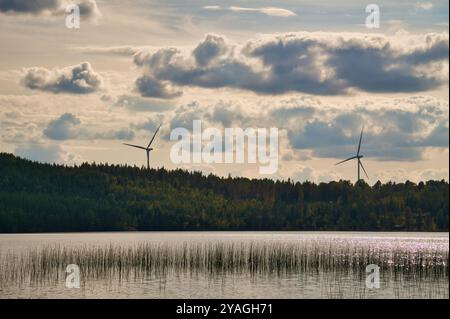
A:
[{"left": 0, "top": 0, "right": 448, "bottom": 184}]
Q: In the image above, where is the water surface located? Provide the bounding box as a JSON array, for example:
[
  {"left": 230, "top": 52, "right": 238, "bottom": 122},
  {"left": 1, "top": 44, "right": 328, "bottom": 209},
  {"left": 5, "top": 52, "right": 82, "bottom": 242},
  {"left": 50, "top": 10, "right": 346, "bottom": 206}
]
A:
[{"left": 0, "top": 232, "right": 448, "bottom": 299}]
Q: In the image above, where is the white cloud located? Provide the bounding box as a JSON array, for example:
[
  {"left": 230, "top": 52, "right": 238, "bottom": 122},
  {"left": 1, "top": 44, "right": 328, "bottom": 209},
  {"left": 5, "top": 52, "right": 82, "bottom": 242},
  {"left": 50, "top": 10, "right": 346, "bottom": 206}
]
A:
[
  {"left": 291, "top": 166, "right": 340, "bottom": 183},
  {"left": 202, "top": 5, "right": 221, "bottom": 11},
  {"left": 416, "top": 2, "right": 434, "bottom": 10},
  {"left": 75, "top": 45, "right": 144, "bottom": 56},
  {"left": 203, "top": 5, "right": 296, "bottom": 17},
  {"left": 228, "top": 6, "right": 296, "bottom": 17},
  {"left": 373, "top": 168, "right": 448, "bottom": 182}
]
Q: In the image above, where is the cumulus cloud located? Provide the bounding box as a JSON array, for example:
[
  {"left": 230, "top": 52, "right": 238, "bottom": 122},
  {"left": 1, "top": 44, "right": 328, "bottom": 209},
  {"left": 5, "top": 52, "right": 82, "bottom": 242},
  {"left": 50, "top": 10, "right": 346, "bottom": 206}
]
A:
[
  {"left": 133, "top": 32, "right": 448, "bottom": 97},
  {"left": 193, "top": 34, "right": 228, "bottom": 67},
  {"left": 21, "top": 62, "right": 103, "bottom": 94},
  {"left": 135, "top": 76, "right": 182, "bottom": 99},
  {"left": 284, "top": 100, "right": 449, "bottom": 162},
  {"left": 43, "top": 113, "right": 134, "bottom": 140},
  {"left": 203, "top": 5, "right": 296, "bottom": 17},
  {"left": 159, "top": 95, "right": 448, "bottom": 162},
  {"left": 43, "top": 113, "right": 80, "bottom": 140},
  {"left": 0, "top": 0, "right": 100, "bottom": 19}
]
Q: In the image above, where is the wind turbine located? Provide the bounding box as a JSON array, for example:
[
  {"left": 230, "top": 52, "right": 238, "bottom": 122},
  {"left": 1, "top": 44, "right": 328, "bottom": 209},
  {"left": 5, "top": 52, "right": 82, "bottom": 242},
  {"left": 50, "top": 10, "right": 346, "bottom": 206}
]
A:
[
  {"left": 123, "top": 124, "right": 161, "bottom": 170},
  {"left": 335, "top": 127, "right": 369, "bottom": 181}
]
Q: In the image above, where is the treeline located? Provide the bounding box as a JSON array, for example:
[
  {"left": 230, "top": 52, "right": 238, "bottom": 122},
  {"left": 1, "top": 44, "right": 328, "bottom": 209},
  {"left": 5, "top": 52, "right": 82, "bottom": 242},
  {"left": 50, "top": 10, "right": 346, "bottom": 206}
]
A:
[{"left": 0, "top": 152, "right": 448, "bottom": 232}]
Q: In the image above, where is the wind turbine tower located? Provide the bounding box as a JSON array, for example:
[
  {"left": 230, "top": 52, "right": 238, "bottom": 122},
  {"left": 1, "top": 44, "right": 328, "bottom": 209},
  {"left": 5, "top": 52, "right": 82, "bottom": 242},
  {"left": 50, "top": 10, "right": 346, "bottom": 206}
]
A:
[
  {"left": 335, "top": 127, "right": 369, "bottom": 181},
  {"left": 123, "top": 124, "right": 161, "bottom": 170}
]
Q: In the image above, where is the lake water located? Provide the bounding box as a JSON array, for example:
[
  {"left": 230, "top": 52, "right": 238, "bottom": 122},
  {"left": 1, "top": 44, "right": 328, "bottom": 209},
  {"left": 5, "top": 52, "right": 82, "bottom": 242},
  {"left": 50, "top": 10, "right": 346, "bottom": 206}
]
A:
[{"left": 0, "top": 232, "right": 448, "bottom": 299}]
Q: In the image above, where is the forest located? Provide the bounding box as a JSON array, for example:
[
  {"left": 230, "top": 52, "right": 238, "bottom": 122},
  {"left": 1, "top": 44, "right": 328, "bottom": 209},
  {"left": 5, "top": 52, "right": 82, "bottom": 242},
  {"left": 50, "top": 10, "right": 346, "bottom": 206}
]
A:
[{"left": 0, "top": 152, "right": 448, "bottom": 232}]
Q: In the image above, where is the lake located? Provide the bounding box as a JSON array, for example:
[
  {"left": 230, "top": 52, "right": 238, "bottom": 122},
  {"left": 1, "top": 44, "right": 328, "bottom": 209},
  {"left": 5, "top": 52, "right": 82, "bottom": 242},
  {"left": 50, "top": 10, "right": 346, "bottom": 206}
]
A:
[{"left": 0, "top": 232, "right": 448, "bottom": 299}]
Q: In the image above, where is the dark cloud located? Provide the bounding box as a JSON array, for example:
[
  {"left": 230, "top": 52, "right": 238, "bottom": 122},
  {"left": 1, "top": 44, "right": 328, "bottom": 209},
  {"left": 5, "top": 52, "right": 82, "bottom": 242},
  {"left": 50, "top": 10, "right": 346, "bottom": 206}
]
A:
[
  {"left": 133, "top": 32, "right": 448, "bottom": 97},
  {"left": 325, "top": 37, "right": 447, "bottom": 92},
  {"left": 135, "top": 76, "right": 182, "bottom": 99},
  {"left": 0, "top": 0, "right": 100, "bottom": 19},
  {"left": 43, "top": 113, "right": 134, "bottom": 141},
  {"left": 76, "top": 0, "right": 100, "bottom": 19},
  {"left": 43, "top": 113, "right": 80, "bottom": 140},
  {"left": 0, "top": 0, "right": 59, "bottom": 14},
  {"left": 401, "top": 33, "right": 449, "bottom": 65},
  {"left": 193, "top": 34, "right": 228, "bottom": 67},
  {"left": 22, "top": 62, "right": 102, "bottom": 94}
]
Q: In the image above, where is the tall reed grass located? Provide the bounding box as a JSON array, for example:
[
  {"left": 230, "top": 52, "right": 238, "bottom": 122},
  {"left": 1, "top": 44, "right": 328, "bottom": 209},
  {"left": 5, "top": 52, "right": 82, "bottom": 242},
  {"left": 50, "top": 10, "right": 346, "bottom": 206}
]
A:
[{"left": 0, "top": 240, "right": 447, "bottom": 287}]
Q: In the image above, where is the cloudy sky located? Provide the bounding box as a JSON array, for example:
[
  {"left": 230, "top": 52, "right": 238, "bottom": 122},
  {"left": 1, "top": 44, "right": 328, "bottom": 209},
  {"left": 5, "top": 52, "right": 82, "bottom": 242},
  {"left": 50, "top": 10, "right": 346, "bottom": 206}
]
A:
[{"left": 0, "top": 0, "right": 448, "bottom": 183}]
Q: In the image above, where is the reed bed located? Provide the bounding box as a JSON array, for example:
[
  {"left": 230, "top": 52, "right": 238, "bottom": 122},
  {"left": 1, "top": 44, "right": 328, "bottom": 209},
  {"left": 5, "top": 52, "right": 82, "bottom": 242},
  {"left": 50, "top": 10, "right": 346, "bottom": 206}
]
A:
[{"left": 0, "top": 240, "right": 447, "bottom": 287}]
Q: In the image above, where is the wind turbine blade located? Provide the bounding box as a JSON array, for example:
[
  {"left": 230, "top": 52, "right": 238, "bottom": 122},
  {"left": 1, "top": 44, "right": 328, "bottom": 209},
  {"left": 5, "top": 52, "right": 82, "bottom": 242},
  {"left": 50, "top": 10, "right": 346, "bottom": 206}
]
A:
[
  {"left": 123, "top": 143, "right": 147, "bottom": 150},
  {"left": 357, "top": 127, "right": 364, "bottom": 156},
  {"left": 147, "top": 124, "right": 161, "bottom": 149},
  {"left": 335, "top": 156, "right": 358, "bottom": 165},
  {"left": 359, "top": 160, "right": 369, "bottom": 179}
]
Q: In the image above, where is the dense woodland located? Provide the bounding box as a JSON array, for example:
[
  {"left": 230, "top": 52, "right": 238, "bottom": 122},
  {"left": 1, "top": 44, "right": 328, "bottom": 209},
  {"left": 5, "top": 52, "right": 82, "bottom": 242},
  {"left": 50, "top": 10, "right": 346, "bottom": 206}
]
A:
[{"left": 0, "top": 152, "right": 448, "bottom": 232}]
